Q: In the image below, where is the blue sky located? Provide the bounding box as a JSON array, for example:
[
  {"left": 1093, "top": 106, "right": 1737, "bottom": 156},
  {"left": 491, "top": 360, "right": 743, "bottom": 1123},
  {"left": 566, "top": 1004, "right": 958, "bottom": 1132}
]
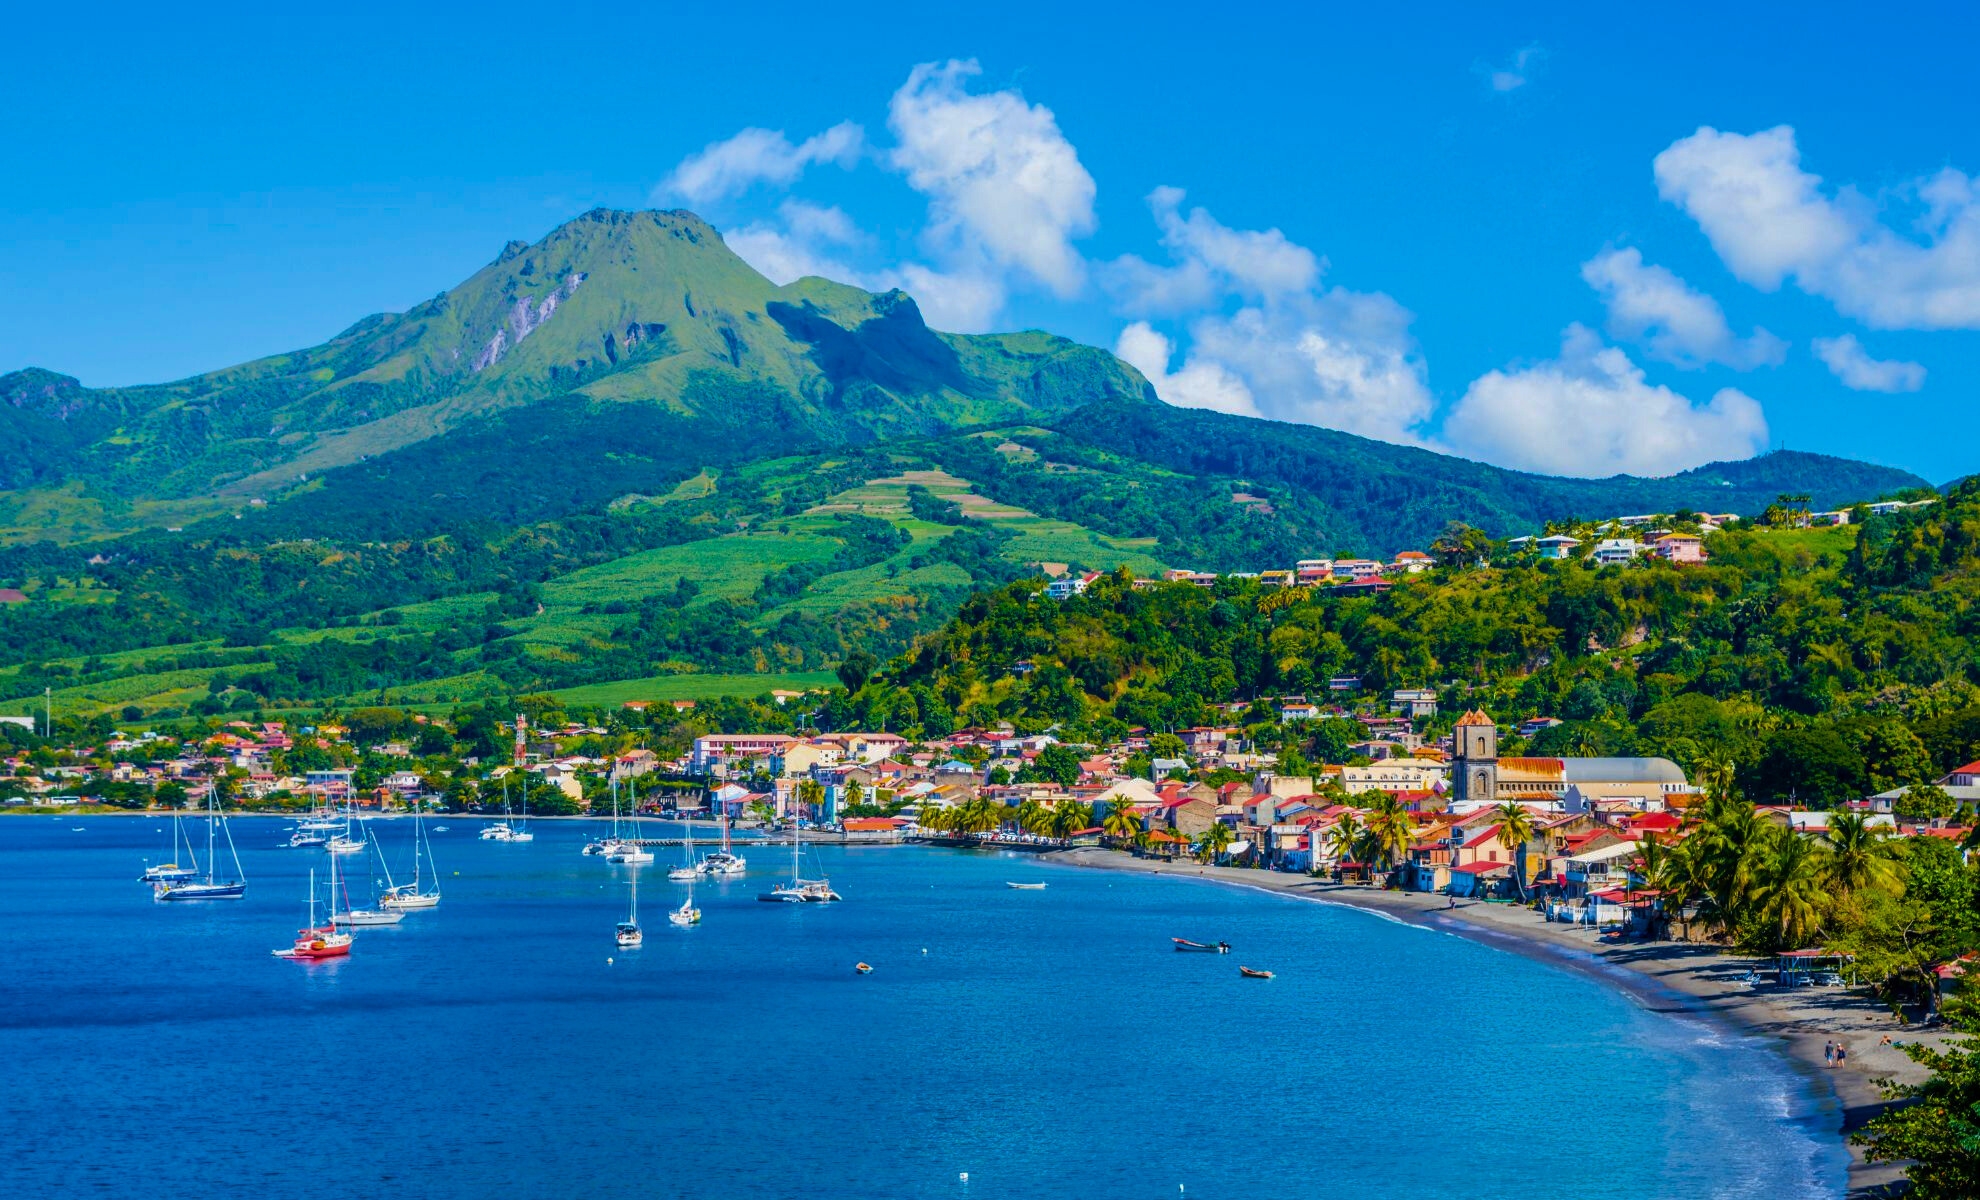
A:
[{"left": 6, "top": 1, "right": 1978, "bottom": 482}]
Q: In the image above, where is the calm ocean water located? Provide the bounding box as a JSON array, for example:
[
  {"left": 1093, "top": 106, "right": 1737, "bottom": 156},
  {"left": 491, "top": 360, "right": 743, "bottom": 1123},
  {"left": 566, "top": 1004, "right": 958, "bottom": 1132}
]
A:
[{"left": 1, "top": 817, "right": 1844, "bottom": 1200}]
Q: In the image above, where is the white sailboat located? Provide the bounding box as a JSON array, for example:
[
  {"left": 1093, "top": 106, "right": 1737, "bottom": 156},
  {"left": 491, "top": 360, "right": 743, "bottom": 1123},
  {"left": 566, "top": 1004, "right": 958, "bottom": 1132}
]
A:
[
  {"left": 698, "top": 811, "right": 747, "bottom": 876},
  {"left": 758, "top": 812, "right": 839, "bottom": 903},
  {"left": 615, "top": 865, "right": 644, "bottom": 948},
  {"left": 154, "top": 793, "right": 247, "bottom": 900},
  {"left": 669, "top": 873, "right": 701, "bottom": 927},
  {"left": 667, "top": 820, "right": 700, "bottom": 881},
  {"left": 482, "top": 778, "right": 528, "bottom": 842},
  {"left": 605, "top": 779, "right": 653, "bottom": 863},
  {"left": 330, "top": 829, "right": 406, "bottom": 926},
  {"left": 139, "top": 811, "right": 200, "bottom": 883},
  {"left": 380, "top": 810, "right": 441, "bottom": 910},
  {"left": 325, "top": 793, "right": 364, "bottom": 855}
]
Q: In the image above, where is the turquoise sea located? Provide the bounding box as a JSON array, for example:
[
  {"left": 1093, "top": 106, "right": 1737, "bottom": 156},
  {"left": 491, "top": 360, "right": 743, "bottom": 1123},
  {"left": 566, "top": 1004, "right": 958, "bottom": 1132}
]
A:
[{"left": 1, "top": 817, "right": 1845, "bottom": 1199}]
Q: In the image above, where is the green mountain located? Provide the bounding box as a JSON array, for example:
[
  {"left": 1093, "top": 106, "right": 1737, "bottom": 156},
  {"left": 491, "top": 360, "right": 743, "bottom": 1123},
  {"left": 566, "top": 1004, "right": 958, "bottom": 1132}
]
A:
[
  {"left": 0, "top": 208, "right": 1148, "bottom": 506},
  {"left": 0, "top": 205, "right": 1942, "bottom": 720}
]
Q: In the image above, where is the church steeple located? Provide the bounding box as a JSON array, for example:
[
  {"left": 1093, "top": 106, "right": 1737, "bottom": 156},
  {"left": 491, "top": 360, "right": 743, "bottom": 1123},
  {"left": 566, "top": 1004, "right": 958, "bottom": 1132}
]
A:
[{"left": 1453, "top": 710, "right": 1498, "bottom": 803}]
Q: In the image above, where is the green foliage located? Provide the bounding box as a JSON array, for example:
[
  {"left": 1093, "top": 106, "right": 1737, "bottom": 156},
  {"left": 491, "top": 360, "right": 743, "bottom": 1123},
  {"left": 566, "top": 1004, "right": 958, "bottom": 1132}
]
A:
[{"left": 1857, "top": 991, "right": 1980, "bottom": 1197}]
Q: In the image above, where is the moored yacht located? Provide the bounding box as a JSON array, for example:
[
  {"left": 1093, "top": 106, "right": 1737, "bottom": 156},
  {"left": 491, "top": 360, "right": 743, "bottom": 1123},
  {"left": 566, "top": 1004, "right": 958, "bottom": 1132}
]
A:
[
  {"left": 273, "top": 867, "right": 353, "bottom": 960},
  {"left": 154, "top": 795, "right": 247, "bottom": 901}
]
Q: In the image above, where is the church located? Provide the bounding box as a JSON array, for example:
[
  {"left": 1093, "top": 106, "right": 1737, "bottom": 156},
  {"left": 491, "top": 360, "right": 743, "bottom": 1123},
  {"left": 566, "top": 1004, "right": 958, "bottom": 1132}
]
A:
[{"left": 1449, "top": 711, "right": 1692, "bottom": 814}]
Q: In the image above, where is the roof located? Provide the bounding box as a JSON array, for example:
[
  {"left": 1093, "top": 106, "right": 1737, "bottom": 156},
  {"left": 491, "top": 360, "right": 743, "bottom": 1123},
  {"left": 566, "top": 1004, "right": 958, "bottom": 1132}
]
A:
[
  {"left": 1460, "top": 823, "right": 1503, "bottom": 849},
  {"left": 1449, "top": 861, "right": 1509, "bottom": 875},
  {"left": 1454, "top": 710, "right": 1494, "bottom": 727},
  {"left": 1561, "top": 757, "right": 1687, "bottom": 785}
]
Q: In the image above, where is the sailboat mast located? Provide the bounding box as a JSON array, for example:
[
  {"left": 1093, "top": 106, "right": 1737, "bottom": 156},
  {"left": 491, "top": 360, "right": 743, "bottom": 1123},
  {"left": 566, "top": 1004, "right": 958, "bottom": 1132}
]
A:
[{"left": 207, "top": 793, "right": 218, "bottom": 885}]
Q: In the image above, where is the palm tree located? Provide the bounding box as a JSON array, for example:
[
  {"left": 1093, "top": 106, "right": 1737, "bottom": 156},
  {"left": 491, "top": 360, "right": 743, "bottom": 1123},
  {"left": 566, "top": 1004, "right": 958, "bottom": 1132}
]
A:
[
  {"left": 1492, "top": 801, "right": 1538, "bottom": 901},
  {"left": 795, "top": 778, "right": 825, "bottom": 822},
  {"left": 1198, "top": 821, "right": 1235, "bottom": 864},
  {"left": 1365, "top": 797, "right": 1416, "bottom": 878},
  {"left": 1014, "top": 798, "right": 1050, "bottom": 836},
  {"left": 1102, "top": 800, "right": 1143, "bottom": 845},
  {"left": 1748, "top": 825, "right": 1827, "bottom": 949},
  {"left": 1326, "top": 814, "right": 1366, "bottom": 867},
  {"left": 1050, "top": 800, "right": 1093, "bottom": 841},
  {"left": 1824, "top": 810, "right": 1897, "bottom": 896}
]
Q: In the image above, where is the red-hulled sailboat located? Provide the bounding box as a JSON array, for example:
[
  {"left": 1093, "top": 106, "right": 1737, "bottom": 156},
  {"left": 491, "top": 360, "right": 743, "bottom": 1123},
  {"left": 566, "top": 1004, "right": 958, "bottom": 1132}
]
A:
[{"left": 273, "top": 863, "right": 354, "bottom": 961}]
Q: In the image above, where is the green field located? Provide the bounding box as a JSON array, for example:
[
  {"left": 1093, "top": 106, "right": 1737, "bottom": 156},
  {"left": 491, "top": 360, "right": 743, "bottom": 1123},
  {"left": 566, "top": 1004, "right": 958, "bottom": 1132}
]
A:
[{"left": 551, "top": 671, "right": 837, "bottom": 706}]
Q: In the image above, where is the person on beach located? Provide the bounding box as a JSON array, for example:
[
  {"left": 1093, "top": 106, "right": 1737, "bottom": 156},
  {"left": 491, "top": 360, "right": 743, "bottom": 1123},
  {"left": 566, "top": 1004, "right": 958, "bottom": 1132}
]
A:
[
  {"left": 1824, "top": 1041, "right": 1834, "bottom": 1066},
  {"left": 1836, "top": 1042, "right": 1847, "bottom": 1067}
]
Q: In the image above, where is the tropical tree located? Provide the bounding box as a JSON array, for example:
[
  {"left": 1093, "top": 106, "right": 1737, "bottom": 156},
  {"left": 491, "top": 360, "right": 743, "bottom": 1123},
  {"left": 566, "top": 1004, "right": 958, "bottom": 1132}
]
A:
[
  {"left": 1825, "top": 810, "right": 1899, "bottom": 897},
  {"left": 1747, "top": 825, "right": 1829, "bottom": 949},
  {"left": 1050, "top": 800, "right": 1093, "bottom": 841},
  {"left": 1365, "top": 796, "right": 1416, "bottom": 877},
  {"left": 1014, "top": 798, "right": 1050, "bottom": 836},
  {"left": 795, "top": 778, "right": 825, "bottom": 822},
  {"left": 1197, "top": 820, "right": 1235, "bottom": 864},
  {"left": 1492, "top": 801, "right": 1539, "bottom": 901},
  {"left": 1102, "top": 800, "right": 1143, "bottom": 844},
  {"left": 1326, "top": 813, "right": 1366, "bottom": 866},
  {"left": 918, "top": 804, "right": 952, "bottom": 833}
]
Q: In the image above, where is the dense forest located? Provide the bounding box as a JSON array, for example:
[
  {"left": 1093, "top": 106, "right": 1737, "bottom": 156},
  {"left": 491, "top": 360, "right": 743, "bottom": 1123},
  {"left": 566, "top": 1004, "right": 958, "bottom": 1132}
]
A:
[{"left": 823, "top": 480, "right": 1980, "bottom": 806}]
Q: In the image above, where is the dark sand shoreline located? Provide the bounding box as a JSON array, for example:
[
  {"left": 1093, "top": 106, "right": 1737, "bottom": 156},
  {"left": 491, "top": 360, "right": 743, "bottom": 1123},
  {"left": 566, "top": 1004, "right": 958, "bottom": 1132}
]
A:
[{"left": 1045, "top": 847, "right": 1941, "bottom": 1198}]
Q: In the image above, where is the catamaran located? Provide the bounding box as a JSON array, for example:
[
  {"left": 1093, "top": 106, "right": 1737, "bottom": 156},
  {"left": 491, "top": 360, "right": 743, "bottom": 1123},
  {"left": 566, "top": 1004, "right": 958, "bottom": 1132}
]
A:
[
  {"left": 139, "top": 812, "right": 200, "bottom": 883},
  {"left": 380, "top": 810, "right": 441, "bottom": 910},
  {"left": 615, "top": 865, "right": 644, "bottom": 948},
  {"left": 698, "top": 811, "right": 746, "bottom": 876},
  {"left": 154, "top": 794, "right": 247, "bottom": 900},
  {"left": 482, "top": 778, "right": 533, "bottom": 842},
  {"left": 273, "top": 866, "right": 354, "bottom": 960},
  {"left": 758, "top": 816, "right": 839, "bottom": 903}
]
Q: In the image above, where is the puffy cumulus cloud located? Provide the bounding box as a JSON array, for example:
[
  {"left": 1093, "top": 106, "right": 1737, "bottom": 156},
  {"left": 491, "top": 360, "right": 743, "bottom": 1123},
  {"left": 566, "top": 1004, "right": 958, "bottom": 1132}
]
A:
[
  {"left": 1105, "top": 187, "right": 1321, "bottom": 312},
  {"left": 886, "top": 59, "right": 1097, "bottom": 297},
  {"left": 1106, "top": 194, "right": 1432, "bottom": 443},
  {"left": 724, "top": 201, "right": 874, "bottom": 287},
  {"left": 661, "top": 122, "right": 864, "bottom": 206},
  {"left": 888, "top": 264, "right": 1006, "bottom": 332},
  {"left": 1114, "top": 322, "right": 1259, "bottom": 417},
  {"left": 1655, "top": 125, "right": 1980, "bottom": 329},
  {"left": 1812, "top": 333, "right": 1927, "bottom": 393},
  {"left": 1441, "top": 325, "right": 1769, "bottom": 477},
  {"left": 1580, "top": 246, "right": 1785, "bottom": 369}
]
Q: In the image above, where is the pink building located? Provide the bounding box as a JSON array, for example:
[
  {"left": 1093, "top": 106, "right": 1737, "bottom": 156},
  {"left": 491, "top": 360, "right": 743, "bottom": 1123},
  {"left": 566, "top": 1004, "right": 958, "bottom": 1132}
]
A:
[{"left": 1652, "top": 534, "right": 1707, "bottom": 564}]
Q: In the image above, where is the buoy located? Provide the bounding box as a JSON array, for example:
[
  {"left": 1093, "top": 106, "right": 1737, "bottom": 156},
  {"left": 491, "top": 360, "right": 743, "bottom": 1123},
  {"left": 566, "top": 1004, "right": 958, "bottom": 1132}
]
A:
[
  {"left": 607, "top": 957, "right": 614, "bottom": 965},
  {"left": 855, "top": 962, "right": 873, "bottom": 974},
  {"left": 921, "top": 947, "right": 928, "bottom": 955}
]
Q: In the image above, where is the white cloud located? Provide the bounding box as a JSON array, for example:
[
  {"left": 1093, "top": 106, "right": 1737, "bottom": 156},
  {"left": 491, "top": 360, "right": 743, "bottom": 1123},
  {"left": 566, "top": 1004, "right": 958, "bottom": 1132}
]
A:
[
  {"left": 1441, "top": 324, "right": 1769, "bottom": 477},
  {"left": 1655, "top": 125, "right": 1980, "bottom": 329},
  {"left": 887, "top": 264, "right": 1006, "bottom": 332},
  {"left": 1812, "top": 333, "right": 1926, "bottom": 393},
  {"left": 1101, "top": 192, "right": 1433, "bottom": 443},
  {"left": 1115, "top": 322, "right": 1259, "bottom": 417},
  {"left": 1483, "top": 44, "right": 1543, "bottom": 92},
  {"left": 661, "top": 121, "right": 864, "bottom": 206},
  {"left": 1580, "top": 246, "right": 1785, "bottom": 369},
  {"left": 886, "top": 59, "right": 1097, "bottom": 297},
  {"left": 724, "top": 201, "right": 871, "bottom": 286},
  {"left": 1106, "top": 187, "right": 1320, "bottom": 312}
]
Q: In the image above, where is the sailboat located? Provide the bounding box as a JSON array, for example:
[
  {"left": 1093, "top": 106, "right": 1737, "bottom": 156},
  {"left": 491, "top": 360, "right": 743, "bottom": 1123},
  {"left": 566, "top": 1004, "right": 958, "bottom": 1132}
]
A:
[
  {"left": 154, "top": 793, "right": 247, "bottom": 900},
  {"left": 601, "top": 780, "right": 650, "bottom": 863},
  {"left": 481, "top": 778, "right": 527, "bottom": 841},
  {"left": 325, "top": 793, "right": 365, "bottom": 855},
  {"left": 330, "top": 829, "right": 406, "bottom": 926},
  {"left": 758, "top": 811, "right": 840, "bottom": 903},
  {"left": 669, "top": 874, "right": 701, "bottom": 927},
  {"left": 667, "top": 820, "right": 700, "bottom": 881},
  {"left": 272, "top": 866, "right": 353, "bottom": 960},
  {"left": 292, "top": 807, "right": 338, "bottom": 846},
  {"left": 615, "top": 865, "right": 643, "bottom": 948},
  {"left": 698, "top": 811, "right": 747, "bottom": 876},
  {"left": 380, "top": 809, "right": 441, "bottom": 910},
  {"left": 139, "top": 811, "right": 200, "bottom": 883}
]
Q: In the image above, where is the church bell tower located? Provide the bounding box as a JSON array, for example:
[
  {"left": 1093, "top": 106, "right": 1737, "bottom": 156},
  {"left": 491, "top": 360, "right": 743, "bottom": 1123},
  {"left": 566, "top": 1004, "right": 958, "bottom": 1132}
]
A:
[{"left": 1453, "top": 710, "right": 1498, "bottom": 804}]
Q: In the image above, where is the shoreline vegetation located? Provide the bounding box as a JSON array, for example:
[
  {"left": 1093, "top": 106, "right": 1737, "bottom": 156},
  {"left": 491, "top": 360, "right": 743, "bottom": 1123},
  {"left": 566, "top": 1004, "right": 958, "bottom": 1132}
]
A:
[{"left": 1042, "top": 846, "right": 1941, "bottom": 1199}]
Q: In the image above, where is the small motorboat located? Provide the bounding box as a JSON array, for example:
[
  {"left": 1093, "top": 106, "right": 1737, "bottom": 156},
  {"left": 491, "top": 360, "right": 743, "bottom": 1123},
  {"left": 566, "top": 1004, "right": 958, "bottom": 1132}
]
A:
[
  {"left": 1005, "top": 882, "right": 1047, "bottom": 890},
  {"left": 1239, "top": 966, "right": 1274, "bottom": 979},
  {"left": 855, "top": 962, "right": 873, "bottom": 975},
  {"left": 1174, "top": 938, "right": 1231, "bottom": 953}
]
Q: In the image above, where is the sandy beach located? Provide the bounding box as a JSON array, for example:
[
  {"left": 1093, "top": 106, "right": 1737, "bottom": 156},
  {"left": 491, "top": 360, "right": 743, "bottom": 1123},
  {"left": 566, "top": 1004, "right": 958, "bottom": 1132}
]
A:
[{"left": 1046, "top": 847, "right": 1943, "bottom": 1198}]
